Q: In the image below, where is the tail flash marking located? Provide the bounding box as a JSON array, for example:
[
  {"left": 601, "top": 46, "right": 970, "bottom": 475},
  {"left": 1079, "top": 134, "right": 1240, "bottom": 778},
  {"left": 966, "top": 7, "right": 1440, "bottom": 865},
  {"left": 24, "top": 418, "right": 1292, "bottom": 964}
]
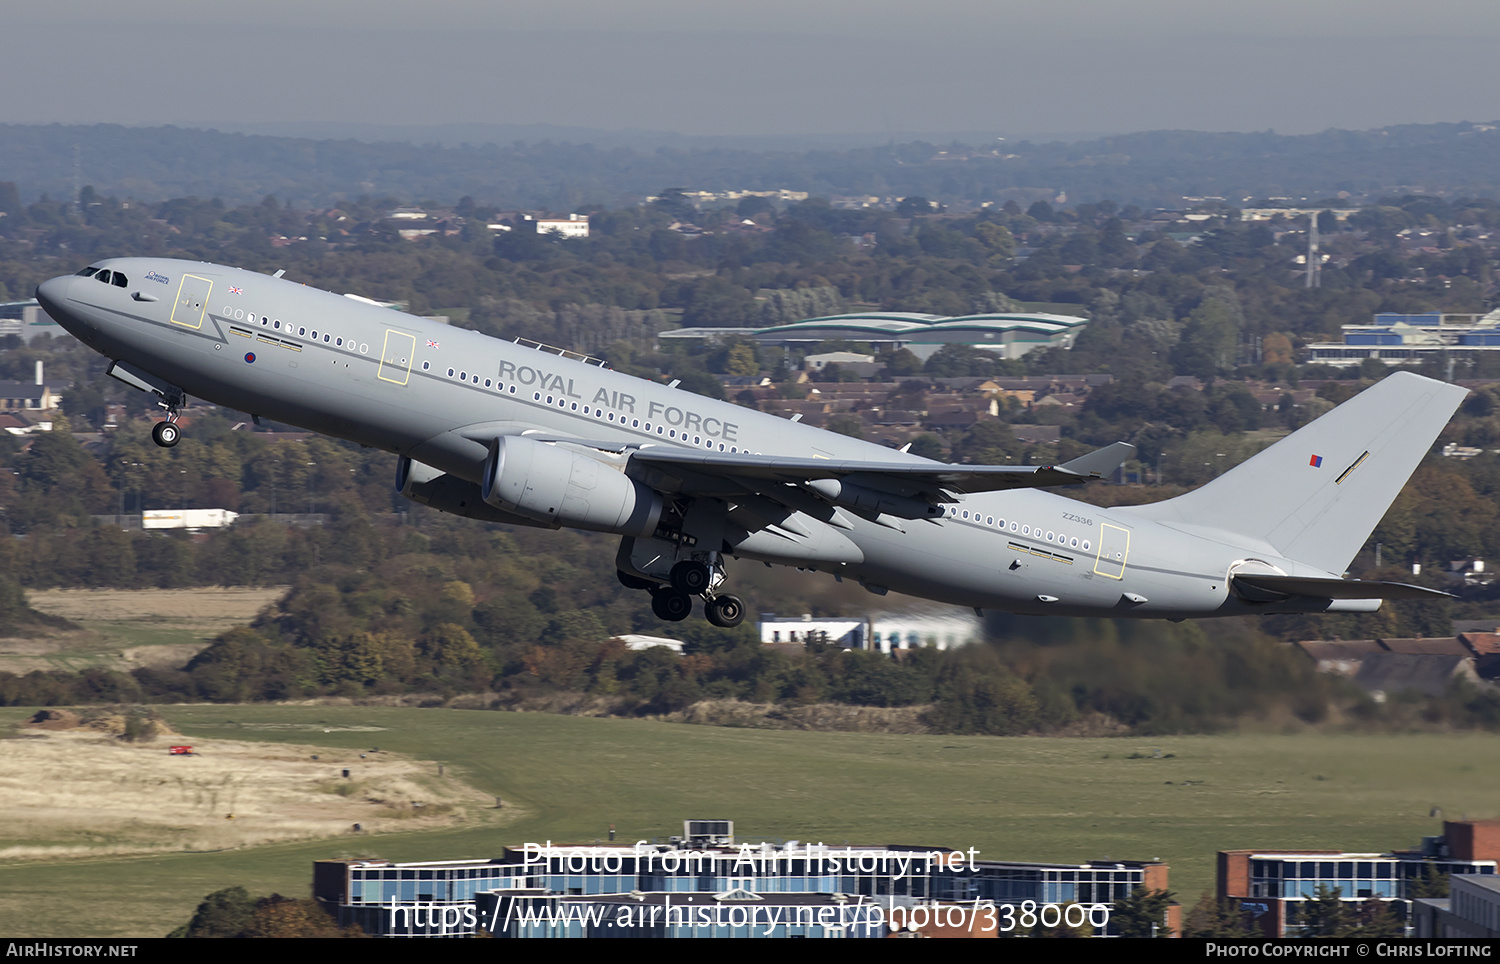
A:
[{"left": 1334, "top": 450, "right": 1369, "bottom": 485}]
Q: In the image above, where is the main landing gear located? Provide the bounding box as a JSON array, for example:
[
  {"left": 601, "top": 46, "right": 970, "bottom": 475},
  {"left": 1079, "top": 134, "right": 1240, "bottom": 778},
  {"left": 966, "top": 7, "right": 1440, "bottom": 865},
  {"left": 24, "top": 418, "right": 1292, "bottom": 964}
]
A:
[
  {"left": 619, "top": 556, "right": 746, "bottom": 628},
  {"left": 703, "top": 592, "right": 745, "bottom": 628}
]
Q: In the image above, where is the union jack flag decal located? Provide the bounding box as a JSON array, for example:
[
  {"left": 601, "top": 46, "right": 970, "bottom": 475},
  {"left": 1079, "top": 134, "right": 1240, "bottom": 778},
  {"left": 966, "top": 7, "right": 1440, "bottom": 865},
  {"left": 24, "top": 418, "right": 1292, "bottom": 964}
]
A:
[
  {"left": 228, "top": 286, "right": 243, "bottom": 295},
  {"left": 427, "top": 339, "right": 440, "bottom": 348}
]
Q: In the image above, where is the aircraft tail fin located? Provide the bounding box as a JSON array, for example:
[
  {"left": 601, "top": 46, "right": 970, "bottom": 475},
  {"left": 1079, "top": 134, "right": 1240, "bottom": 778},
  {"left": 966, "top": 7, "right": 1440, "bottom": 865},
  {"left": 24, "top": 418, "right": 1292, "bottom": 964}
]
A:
[{"left": 1126, "top": 372, "right": 1466, "bottom": 573}]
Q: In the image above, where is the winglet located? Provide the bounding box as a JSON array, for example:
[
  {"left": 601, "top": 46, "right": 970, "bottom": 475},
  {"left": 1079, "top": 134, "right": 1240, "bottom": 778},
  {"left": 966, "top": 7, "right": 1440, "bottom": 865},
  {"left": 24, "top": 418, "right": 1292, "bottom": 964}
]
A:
[{"left": 1057, "top": 441, "right": 1135, "bottom": 479}]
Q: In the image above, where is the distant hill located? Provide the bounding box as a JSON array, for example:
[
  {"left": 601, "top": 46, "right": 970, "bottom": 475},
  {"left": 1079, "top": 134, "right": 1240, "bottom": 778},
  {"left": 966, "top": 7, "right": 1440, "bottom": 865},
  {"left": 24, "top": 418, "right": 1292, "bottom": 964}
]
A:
[{"left": 2, "top": 120, "right": 1499, "bottom": 210}]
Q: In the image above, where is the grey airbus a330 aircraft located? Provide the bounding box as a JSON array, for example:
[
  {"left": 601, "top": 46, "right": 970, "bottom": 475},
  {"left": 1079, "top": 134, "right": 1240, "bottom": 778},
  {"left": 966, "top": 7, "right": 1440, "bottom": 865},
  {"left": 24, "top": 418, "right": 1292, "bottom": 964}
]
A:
[{"left": 36, "top": 259, "right": 1466, "bottom": 627}]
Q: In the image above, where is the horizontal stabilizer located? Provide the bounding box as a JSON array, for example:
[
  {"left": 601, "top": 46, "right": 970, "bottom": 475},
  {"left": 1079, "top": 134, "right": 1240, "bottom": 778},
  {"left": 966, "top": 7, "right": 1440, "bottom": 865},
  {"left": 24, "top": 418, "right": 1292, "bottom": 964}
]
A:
[{"left": 1232, "top": 573, "right": 1452, "bottom": 602}]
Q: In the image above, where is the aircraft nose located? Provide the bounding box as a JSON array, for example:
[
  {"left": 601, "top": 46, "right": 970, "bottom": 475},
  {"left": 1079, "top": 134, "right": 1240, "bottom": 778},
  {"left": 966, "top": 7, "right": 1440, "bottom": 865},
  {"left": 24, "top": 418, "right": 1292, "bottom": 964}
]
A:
[{"left": 34, "top": 276, "right": 72, "bottom": 320}]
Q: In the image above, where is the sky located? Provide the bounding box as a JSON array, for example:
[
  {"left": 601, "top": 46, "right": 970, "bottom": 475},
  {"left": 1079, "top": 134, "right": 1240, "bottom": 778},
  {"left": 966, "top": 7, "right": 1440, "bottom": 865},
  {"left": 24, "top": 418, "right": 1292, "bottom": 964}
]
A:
[{"left": 7, "top": 0, "right": 1500, "bottom": 141}]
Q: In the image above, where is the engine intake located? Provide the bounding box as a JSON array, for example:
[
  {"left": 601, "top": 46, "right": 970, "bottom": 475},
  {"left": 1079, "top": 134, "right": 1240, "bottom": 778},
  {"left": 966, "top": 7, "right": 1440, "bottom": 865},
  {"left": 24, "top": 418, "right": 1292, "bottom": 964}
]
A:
[{"left": 481, "top": 435, "right": 663, "bottom": 537}]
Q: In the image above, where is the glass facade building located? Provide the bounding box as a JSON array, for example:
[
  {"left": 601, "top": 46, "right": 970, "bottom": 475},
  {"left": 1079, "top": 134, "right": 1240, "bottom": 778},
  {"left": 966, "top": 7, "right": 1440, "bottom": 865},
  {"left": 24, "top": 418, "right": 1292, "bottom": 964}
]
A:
[
  {"left": 1220, "top": 822, "right": 1500, "bottom": 937},
  {"left": 315, "top": 836, "right": 1169, "bottom": 938}
]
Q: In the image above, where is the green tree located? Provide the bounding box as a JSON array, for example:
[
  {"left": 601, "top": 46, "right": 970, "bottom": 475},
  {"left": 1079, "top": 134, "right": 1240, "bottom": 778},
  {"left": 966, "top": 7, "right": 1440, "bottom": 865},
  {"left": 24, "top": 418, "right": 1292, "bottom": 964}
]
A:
[
  {"left": 974, "top": 221, "right": 1016, "bottom": 258},
  {"left": 1112, "top": 886, "right": 1176, "bottom": 937},
  {"left": 1171, "top": 288, "right": 1242, "bottom": 376},
  {"left": 1405, "top": 864, "right": 1450, "bottom": 898},
  {"left": 906, "top": 434, "right": 948, "bottom": 460},
  {"left": 825, "top": 414, "right": 865, "bottom": 439},
  {"left": 951, "top": 422, "right": 1020, "bottom": 465},
  {"left": 880, "top": 348, "right": 924, "bottom": 378},
  {"left": 1181, "top": 891, "right": 1260, "bottom": 938},
  {"left": 1346, "top": 900, "right": 1406, "bottom": 939},
  {"left": 725, "top": 342, "right": 759, "bottom": 377},
  {"left": 1299, "top": 883, "right": 1353, "bottom": 937},
  {"left": 678, "top": 277, "right": 756, "bottom": 327},
  {"left": 241, "top": 894, "right": 359, "bottom": 938},
  {"left": 652, "top": 187, "right": 697, "bottom": 222},
  {"left": 169, "top": 886, "right": 256, "bottom": 938}
]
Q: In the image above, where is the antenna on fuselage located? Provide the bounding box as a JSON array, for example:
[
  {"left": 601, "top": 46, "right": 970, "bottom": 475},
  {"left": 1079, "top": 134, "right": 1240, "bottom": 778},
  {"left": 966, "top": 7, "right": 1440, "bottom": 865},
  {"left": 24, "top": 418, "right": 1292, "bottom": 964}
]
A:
[{"left": 272, "top": 269, "right": 286, "bottom": 279}]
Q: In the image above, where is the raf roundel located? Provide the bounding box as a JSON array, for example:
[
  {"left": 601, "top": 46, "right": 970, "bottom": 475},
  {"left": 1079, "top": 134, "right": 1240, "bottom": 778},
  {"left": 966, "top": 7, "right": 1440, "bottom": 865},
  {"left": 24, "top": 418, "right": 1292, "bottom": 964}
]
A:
[{"left": 244, "top": 352, "right": 256, "bottom": 364}]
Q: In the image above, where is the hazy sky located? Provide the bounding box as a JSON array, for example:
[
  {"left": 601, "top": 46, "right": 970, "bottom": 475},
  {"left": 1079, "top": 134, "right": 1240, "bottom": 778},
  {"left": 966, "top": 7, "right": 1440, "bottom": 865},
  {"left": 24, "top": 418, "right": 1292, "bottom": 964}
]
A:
[{"left": 8, "top": 0, "right": 1500, "bottom": 139}]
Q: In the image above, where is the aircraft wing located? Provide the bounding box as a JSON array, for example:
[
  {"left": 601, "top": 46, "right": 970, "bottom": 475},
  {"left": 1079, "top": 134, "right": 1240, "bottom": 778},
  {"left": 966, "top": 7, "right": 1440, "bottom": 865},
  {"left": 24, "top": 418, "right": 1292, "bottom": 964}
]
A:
[
  {"left": 1232, "top": 573, "right": 1453, "bottom": 602},
  {"left": 627, "top": 441, "right": 1134, "bottom": 504}
]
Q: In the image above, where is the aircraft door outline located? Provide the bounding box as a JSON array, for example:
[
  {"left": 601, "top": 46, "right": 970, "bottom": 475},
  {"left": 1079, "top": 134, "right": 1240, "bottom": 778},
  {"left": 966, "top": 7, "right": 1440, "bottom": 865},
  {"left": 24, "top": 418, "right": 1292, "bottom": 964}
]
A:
[
  {"left": 170, "top": 275, "right": 212, "bottom": 329},
  {"left": 377, "top": 329, "right": 417, "bottom": 386},
  {"left": 1093, "top": 523, "right": 1130, "bottom": 579}
]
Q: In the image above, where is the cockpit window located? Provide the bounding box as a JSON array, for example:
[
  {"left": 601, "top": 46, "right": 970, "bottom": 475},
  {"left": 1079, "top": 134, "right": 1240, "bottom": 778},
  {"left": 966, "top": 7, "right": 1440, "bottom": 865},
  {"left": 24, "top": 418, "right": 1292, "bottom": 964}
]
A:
[
  {"left": 75, "top": 266, "right": 100, "bottom": 277},
  {"left": 95, "top": 270, "right": 112, "bottom": 284},
  {"left": 112, "top": 272, "right": 127, "bottom": 287}
]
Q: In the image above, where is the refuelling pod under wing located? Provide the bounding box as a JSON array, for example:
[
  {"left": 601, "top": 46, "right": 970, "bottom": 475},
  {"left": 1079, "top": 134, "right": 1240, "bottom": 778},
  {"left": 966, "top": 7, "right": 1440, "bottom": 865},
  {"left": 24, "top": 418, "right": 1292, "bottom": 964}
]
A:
[
  {"left": 480, "top": 435, "right": 663, "bottom": 537},
  {"left": 396, "top": 456, "right": 552, "bottom": 528}
]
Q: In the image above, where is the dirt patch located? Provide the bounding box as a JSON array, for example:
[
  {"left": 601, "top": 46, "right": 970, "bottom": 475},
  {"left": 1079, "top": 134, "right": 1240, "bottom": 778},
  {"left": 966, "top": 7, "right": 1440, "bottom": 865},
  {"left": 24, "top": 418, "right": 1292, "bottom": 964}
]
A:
[
  {"left": 25, "top": 587, "right": 287, "bottom": 630},
  {"left": 0, "top": 719, "right": 499, "bottom": 862},
  {"left": 24, "top": 707, "right": 179, "bottom": 739},
  {"left": 115, "top": 643, "right": 208, "bottom": 669},
  {"left": 24, "top": 709, "right": 83, "bottom": 731}
]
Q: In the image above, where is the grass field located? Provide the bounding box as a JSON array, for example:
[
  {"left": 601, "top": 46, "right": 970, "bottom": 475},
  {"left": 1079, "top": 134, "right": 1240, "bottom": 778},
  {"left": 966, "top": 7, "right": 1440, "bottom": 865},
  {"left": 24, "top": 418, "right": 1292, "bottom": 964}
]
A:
[
  {"left": 1, "top": 703, "right": 1496, "bottom": 937},
  {"left": 0, "top": 588, "right": 286, "bottom": 674}
]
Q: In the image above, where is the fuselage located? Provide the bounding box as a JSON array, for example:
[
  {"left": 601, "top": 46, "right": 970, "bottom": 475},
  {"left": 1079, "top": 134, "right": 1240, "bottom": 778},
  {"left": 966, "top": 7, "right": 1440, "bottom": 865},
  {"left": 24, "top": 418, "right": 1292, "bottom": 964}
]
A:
[{"left": 37, "top": 258, "right": 1368, "bottom": 620}]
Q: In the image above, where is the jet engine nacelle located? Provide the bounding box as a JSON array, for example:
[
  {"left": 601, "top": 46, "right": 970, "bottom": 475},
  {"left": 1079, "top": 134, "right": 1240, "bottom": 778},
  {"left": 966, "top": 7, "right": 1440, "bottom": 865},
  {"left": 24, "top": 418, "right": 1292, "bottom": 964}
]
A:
[
  {"left": 396, "top": 456, "right": 445, "bottom": 499},
  {"left": 481, "top": 435, "right": 663, "bottom": 537},
  {"left": 395, "top": 456, "right": 551, "bottom": 528}
]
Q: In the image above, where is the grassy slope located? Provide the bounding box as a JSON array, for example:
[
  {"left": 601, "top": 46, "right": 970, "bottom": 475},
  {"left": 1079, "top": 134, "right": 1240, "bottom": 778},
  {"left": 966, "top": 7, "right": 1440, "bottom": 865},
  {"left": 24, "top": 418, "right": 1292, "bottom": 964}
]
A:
[{"left": 1, "top": 704, "right": 1496, "bottom": 937}]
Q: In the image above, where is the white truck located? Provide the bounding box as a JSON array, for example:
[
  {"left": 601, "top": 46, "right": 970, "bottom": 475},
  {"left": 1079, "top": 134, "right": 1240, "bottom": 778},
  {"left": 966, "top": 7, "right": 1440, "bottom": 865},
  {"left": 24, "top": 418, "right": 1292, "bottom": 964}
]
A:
[{"left": 141, "top": 509, "right": 239, "bottom": 530}]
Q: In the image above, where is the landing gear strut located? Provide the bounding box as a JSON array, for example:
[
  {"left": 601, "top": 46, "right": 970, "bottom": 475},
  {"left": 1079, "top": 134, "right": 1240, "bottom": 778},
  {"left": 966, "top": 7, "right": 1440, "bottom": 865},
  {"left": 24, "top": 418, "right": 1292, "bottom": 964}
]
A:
[
  {"left": 150, "top": 388, "right": 186, "bottom": 448},
  {"left": 105, "top": 361, "right": 187, "bottom": 449}
]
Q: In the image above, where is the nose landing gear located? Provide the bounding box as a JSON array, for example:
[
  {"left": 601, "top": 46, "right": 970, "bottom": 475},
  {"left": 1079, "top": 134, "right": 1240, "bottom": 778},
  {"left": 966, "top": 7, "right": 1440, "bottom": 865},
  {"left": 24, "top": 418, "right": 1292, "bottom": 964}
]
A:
[
  {"left": 104, "top": 360, "right": 188, "bottom": 449},
  {"left": 151, "top": 416, "right": 181, "bottom": 448}
]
